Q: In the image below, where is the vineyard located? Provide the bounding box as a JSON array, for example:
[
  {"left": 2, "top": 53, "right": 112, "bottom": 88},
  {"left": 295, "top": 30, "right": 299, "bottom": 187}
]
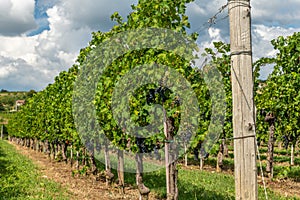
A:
[{"left": 2, "top": 0, "right": 300, "bottom": 199}]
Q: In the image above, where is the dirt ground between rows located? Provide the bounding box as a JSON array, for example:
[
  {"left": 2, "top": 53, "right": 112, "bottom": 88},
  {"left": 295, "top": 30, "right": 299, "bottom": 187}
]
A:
[
  {"left": 265, "top": 178, "right": 300, "bottom": 199},
  {"left": 11, "top": 142, "right": 144, "bottom": 200},
  {"left": 10, "top": 142, "right": 300, "bottom": 199}
]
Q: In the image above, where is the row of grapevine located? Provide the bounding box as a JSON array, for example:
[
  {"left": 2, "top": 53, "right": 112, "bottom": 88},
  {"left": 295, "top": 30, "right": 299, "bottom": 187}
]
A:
[
  {"left": 7, "top": 1, "right": 214, "bottom": 199},
  {"left": 6, "top": 0, "right": 300, "bottom": 198},
  {"left": 255, "top": 32, "right": 300, "bottom": 177},
  {"left": 8, "top": 66, "right": 82, "bottom": 162}
]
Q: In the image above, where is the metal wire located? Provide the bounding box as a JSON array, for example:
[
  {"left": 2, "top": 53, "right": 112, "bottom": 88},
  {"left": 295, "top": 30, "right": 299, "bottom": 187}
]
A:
[
  {"left": 191, "top": 3, "right": 229, "bottom": 34},
  {"left": 256, "top": 136, "right": 269, "bottom": 200}
]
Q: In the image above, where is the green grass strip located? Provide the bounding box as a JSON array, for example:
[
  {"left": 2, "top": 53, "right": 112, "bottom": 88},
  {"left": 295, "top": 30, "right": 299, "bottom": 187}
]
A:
[
  {"left": 0, "top": 140, "right": 70, "bottom": 200},
  {"left": 123, "top": 165, "right": 299, "bottom": 199}
]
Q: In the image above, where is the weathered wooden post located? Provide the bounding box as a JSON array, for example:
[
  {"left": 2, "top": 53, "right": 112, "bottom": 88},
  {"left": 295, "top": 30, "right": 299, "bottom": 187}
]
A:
[
  {"left": 1, "top": 124, "right": 3, "bottom": 139},
  {"left": 228, "top": 0, "right": 258, "bottom": 199}
]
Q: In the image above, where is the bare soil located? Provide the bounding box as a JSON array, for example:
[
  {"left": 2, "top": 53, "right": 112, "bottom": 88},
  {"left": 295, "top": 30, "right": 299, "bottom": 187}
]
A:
[
  {"left": 10, "top": 142, "right": 142, "bottom": 200},
  {"left": 10, "top": 142, "right": 300, "bottom": 199},
  {"left": 264, "top": 178, "right": 300, "bottom": 198}
]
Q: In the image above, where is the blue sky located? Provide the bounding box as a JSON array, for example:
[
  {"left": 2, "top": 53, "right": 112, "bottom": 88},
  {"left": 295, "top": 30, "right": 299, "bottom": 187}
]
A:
[
  {"left": 27, "top": 0, "right": 52, "bottom": 36},
  {"left": 0, "top": 0, "right": 299, "bottom": 91}
]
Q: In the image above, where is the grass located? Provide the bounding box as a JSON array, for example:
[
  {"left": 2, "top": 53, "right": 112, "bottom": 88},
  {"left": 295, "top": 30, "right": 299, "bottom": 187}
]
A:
[
  {"left": 178, "top": 169, "right": 282, "bottom": 200},
  {"left": 258, "top": 147, "right": 300, "bottom": 157},
  {"left": 1, "top": 139, "right": 299, "bottom": 199},
  {"left": 122, "top": 167, "right": 297, "bottom": 199},
  {"left": 0, "top": 140, "right": 71, "bottom": 200},
  {"left": 97, "top": 158, "right": 297, "bottom": 199},
  {"left": 274, "top": 165, "right": 300, "bottom": 181},
  {"left": 91, "top": 148, "right": 300, "bottom": 199},
  {"left": 202, "top": 154, "right": 300, "bottom": 180},
  {"left": 205, "top": 146, "right": 300, "bottom": 180}
]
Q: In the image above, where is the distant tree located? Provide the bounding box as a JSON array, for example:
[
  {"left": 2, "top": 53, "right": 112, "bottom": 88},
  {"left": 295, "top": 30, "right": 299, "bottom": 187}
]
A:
[
  {"left": 1, "top": 96, "right": 15, "bottom": 107},
  {"left": 0, "top": 89, "right": 8, "bottom": 93},
  {"left": 27, "top": 90, "right": 37, "bottom": 98},
  {"left": 0, "top": 103, "right": 5, "bottom": 111}
]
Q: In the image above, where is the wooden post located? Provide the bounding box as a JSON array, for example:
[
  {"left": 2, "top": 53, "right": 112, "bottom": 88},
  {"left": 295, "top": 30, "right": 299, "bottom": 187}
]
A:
[
  {"left": 163, "top": 108, "right": 170, "bottom": 195},
  {"left": 217, "top": 143, "right": 223, "bottom": 173},
  {"left": 228, "top": 0, "right": 258, "bottom": 199},
  {"left": 76, "top": 151, "right": 79, "bottom": 170},
  {"left": 104, "top": 141, "right": 114, "bottom": 186},
  {"left": 1, "top": 124, "right": 3, "bottom": 140},
  {"left": 164, "top": 109, "right": 178, "bottom": 200},
  {"left": 184, "top": 142, "right": 188, "bottom": 167},
  {"left": 199, "top": 157, "right": 204, "bottom": 171},
  {"left": 265, "top": 113, "right": 275, "bottom": 178},
  {"left": 291, "top": 144, "right": 295, "bottom": 166},
  {"left": 70, "top": 145, "right": 73, "bottom": 167},
  {"left": 136, "top": 153, "right": 150, "bottom": 200},
  {"left": 118, "top": 149, "right": 125, "bottom": 194}
]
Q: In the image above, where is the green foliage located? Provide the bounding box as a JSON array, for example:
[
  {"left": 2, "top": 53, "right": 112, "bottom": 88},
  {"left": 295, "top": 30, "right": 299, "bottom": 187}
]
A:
[
  {"left": 0, "top": 103, "right": 5, "bottom": 111},
  {"left": 7, "top": 0, "right": 214, "bottom": 174},
  {"left": 73, "top": 0, "right": 213, "bottom": 158},
  {"left": 7, "top": 66, "right": 79, "bottom": 147},
  {"left": 273, "top": 165, "right": 300, "bottom": 181},
  {"left": 1, "top": 89, "right": 9, "bottom": 93},
  {"left": 202, "top": 42, "right": 232, "bottom": 141},
  {"left": 256, "top": 32, "right": 300, "bottom": 145}
]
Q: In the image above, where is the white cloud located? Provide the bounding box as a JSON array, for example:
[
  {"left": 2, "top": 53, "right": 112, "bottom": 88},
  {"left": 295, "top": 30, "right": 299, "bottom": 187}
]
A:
[
  {"left": 0, "top": 0, "right": 37, "bottom": 36},
  {"left": 188, "top": 0, "right": 300, "bottom": 79},
  {"left": 187, "top": 2, "right": 206, "bottom": 16},
  {"left": 252, "top": 0, "right": 300, "bottom": 27},
  {"left": 58, "top": 0, "right": 137, "bottom": 31},
  {"left": 251, "top": 24, "right": 300, "bottom": 79},
  {"left": 0, "top": 0, "right": 299, "bottom": 90},
  {"left": 0, "top": 0, "right": 137, "bottom": 90},
  {"left": 252, "top": 25, "right": 300, "bottom": 60},
  {"left": 0, "top": 55, "right": 51, "bottom": 90},
  {"left": 0, "top": 64, "right": 17, "bottom": 79},
  {"left": 253, "top": 24, "right": 300, "bottom": 42},
  {"left": 208, "top": 27, "right": 222, "bottom": 40}
]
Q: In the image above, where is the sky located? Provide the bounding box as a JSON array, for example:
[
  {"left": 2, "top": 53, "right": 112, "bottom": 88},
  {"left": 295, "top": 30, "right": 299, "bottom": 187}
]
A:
[{"left": 0, "top": 0, "right": 299, "bottom": 91}]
